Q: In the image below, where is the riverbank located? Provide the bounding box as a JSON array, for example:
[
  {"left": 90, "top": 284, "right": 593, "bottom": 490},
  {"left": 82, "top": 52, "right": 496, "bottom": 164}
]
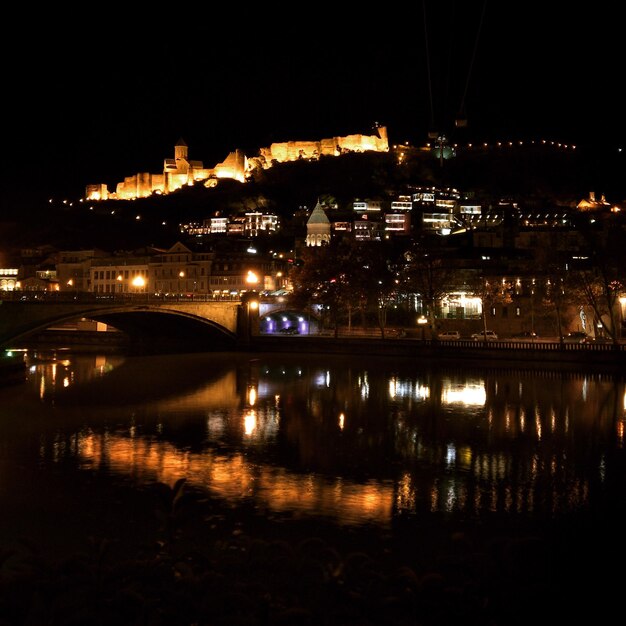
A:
[
  {"left": 249, "top": 334, "right": 626, "bottom": 374},
  {"left": 8, "top": 330, "right": 626, "bottom": 374},
  {"left": 0, "top": 352, "right": 26, "bottom": 386},
  {"left": 1, "top": 468, "right": 622, "bottom": 625}
]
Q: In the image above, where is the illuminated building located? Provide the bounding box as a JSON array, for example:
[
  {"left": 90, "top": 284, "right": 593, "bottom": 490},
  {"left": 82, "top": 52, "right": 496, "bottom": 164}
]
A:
[
  {"left": 305, "top": 200, "right": 331, "bottom": 247},
  {"left": 0, "top": 267, "right": 19, "bottom": 291},
  {"left": 576, "top": 191, "right": 618, "bottom": 212},
  {"left": 85, "top": 126, "right": 389, "bottom": 202},
  {"left": 56, "top": 249, "right": 110, "bottom": 292},
  {"left": 90, "top": 259, "right": 151, "bottom": 295}
]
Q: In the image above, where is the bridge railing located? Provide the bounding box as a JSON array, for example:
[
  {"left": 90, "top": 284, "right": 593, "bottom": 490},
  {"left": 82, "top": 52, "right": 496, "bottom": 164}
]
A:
[
  {"left": 258, "top": 333, "right": 626, "bottom": 353},
  {"left": 0, "top": 292, "right": 244, "bottom": 303}
]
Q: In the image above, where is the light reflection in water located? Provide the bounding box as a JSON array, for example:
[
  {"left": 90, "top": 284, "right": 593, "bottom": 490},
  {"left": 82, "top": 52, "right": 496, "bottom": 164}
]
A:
[
  {"left": 388, "top": 376, "right": 429, "bottom": 401},
  {"left": 535, "top": 408, "right": 542, "bottom": 439},
  {"left": 72, "top": 432, "right": 394, "bottom": 526},
  {"left": 248, "top": 386, "right": 257, "bottom": 406},
  {"left": 244, "top": 410, "right": 256, "bottom": 436},
  {"left": 441, "top": 382, "right": 486, "bottom": 405},
  {"left": 446, "top": 444, "right": 456, "bottom": 466},
  {"left": 8, "top": 351, "right": 626, "bottom": 528}
]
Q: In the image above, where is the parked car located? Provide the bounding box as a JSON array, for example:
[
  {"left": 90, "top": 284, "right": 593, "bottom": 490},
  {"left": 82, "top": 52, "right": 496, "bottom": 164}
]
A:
[
  {"left": 471, "top": 330, "right": 498, "bottom": 340},
  {"left": 562, "top": 331, "right": 588, "bottom": 343},
  {"left": 438, "top": 330, "right": 461, "bottom": 340},
  {"left": 511, "top": 331, "right": 537, "bottom": 340},
  {"left": 583, "top": 335, "right": 612, "bottom": 344}
]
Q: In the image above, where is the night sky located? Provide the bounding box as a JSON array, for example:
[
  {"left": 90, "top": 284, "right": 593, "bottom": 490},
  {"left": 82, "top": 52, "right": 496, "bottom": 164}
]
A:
[{"left": 3, "top": 5, "right": 624, "bottom": 210}]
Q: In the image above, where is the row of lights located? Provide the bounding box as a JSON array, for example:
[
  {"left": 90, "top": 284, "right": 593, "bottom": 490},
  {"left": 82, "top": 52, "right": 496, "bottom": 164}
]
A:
[{"left": 394, "top": 139, "right": 578, "bottom": 151}]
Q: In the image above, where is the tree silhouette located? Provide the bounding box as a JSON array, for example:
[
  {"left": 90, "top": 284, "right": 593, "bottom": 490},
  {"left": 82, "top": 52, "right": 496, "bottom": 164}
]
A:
[
  {"left": 401, "top": 244, "right": 463, "bottom": 340},
  {"left": 567, "top": 213, "right": 626, "bottom": 342}
]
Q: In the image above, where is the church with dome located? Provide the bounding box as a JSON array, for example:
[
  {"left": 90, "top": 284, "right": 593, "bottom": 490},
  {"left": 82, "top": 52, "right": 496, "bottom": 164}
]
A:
[{"left": 305, "top": 200, "right": 331, "bottom": 247}]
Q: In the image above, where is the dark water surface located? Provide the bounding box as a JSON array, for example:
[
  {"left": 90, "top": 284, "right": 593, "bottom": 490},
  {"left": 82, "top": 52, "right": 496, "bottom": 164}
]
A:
[{"left": 1, "top": 349, "right": 625, "bottom": 623}]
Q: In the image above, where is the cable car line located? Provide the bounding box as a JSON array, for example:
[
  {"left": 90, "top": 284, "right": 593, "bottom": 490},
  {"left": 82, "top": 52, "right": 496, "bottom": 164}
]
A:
[
  {"left": 422, "top": 0, "right": 488, "bottom": 150},
  {"left": 456, "top": 0, "right": 488, "bottom": 129}
]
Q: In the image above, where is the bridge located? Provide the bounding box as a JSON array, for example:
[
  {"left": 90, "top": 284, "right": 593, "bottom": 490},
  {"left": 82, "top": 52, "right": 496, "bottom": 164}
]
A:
[
  {"left": 0, "top": 293, "right": 263, "bottom": 353},
  {"left": 0, "top": 292, "right": 320, "bottom": 353},
  {"left": 2, "top": 292, "right": 626, "bottom": 373}
]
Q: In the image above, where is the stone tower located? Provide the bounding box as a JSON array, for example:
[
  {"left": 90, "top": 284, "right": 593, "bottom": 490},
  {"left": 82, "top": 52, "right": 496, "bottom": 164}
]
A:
[{"left": 174, "top": 138, "right": 189, "bottom": 162}]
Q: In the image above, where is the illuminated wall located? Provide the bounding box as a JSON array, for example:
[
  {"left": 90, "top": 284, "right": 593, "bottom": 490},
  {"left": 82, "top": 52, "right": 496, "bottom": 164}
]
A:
[
  {"left": 85, "top": 128, "right": 388, "bottom": 201},
  {"left": 249, "top": 126, "right": 389, "bottom": 170},
  {"left": 0, "top": 268, "right": 19, "bottom": 291},
  {"left": 86, "top": 145, "right": 247, "bottom": 201},
  {"left": 212, "top": 149, "right": 247, "bottom": 184},
  {"left": 84, "top": 183, "right": 109, "bottom": 201},
  {"left": 576, "top": 191, "right": 616, "bottom": 212}
]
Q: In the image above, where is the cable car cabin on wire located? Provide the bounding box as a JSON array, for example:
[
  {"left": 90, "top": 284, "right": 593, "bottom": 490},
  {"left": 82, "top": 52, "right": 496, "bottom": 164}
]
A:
[
  {"left": 422, "top": 0, "right": 486, "bottom": 161},
  {"left": 429, "top": 134, "right": 456, "bottom": 162}
]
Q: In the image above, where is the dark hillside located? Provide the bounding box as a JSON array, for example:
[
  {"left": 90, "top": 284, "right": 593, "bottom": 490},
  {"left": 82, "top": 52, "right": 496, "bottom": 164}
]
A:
[
  {"left": 1, "top": 142, "right": 623, "bottom": 254},
  {"left": 443, "top": 143, "right": 620, "bottom": 207}
]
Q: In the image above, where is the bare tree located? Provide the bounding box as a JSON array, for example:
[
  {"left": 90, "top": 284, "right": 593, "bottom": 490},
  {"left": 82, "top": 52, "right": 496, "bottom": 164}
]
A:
[
  {"left": 288, "top": 243, "right": 348, "bottom": 337},
  {"left": 470, "top": 274, "right": 514, "bottom": 342},
  {"left": 401, "top": 245, "right": 462, "bottom": 340},
  {"left": 568, "top": 212, "right": 626, "bottom": 343}
]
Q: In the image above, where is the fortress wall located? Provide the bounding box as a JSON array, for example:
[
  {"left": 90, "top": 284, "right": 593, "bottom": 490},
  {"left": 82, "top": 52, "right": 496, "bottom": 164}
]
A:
[
  {"left": 137, "top": 172, "right": 153, "bottom": 198},
  {"left": 85, "top": 184, "right": 108, "bottom": 201},
  {"left": 252, "top": 148, "right": 273, "bottom": 168},
  {"left": 86, "top": 128, "right": 388, "bottom": 200},
  {"left": 167, "top": 173, "right": 190, "bottom": 193},
  {"left": 116, "top": 175, "right": 140, "bottom": 199},
  {"left": 319, "top": 138, "right": 339, "bottom": 156},
  {"left": 192, "top": 168, "right": 212, "bottom": 182},
  {"left": 337, "top": 133, "right": 388, "bottom": 152},
  {"left": 268, "top": 130, "right": 388, "bottom": 163},
  {"left": 151, "top": 174, "right": 165, "bottom": 194},
  {"left": 214, "top": 150, "right": 246, "bottom": 182},
  {"left": 289, "top": 141, "right": 320, "bottom": 160},
  {"left": 267, "top": 142, "right": 289, "bottom": 162},
  {"left": 336, "top": 134, "right": 363, "bottom": 151}
]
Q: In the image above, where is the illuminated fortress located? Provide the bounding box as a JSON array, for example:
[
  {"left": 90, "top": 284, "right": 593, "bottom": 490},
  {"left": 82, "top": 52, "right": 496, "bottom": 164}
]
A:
[{"left": 85, "top": 125, "right": 389, "bottom": 201}]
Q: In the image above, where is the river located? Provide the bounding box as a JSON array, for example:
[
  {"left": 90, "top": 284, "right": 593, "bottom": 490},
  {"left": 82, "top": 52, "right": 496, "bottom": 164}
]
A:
[{"left": 1, "top": 348, "right": 625, "bottom": 624}]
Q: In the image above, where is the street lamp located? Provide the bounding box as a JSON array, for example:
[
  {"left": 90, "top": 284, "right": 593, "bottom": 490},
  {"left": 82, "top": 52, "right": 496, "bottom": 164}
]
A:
[
  {"left": 417, "top": 314, "right": 428, "bottom": 341},
  {"left": 132, "top": 275, "right": 145, "bottom": 294},
  {"left": 247, "top": 297, "right": 259, "bottom": 343},
  {"left": 246, "top": 270, "right": 259, "bottom": 291},
  {"left": 531, "top": 287, "right": 536, "bottom": 343}
]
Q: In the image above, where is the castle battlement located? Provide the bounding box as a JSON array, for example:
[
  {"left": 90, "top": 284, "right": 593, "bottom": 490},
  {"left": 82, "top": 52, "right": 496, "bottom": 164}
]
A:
[{"left": 85, "top": 126, "right": 389, "bottom": 201}]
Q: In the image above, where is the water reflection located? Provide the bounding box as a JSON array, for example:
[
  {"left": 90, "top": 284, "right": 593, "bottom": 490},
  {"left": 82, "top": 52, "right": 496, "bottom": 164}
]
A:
[{"left": 2, "top": 350, "right": 625, "bottom": 529}]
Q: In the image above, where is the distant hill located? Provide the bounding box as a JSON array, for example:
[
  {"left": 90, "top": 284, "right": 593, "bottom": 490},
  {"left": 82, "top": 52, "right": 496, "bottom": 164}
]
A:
[{"left": 2, "top": 142, "right": 623, "bottom": 254}]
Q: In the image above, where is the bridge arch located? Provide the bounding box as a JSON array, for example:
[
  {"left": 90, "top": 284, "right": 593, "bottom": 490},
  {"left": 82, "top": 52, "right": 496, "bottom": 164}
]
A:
[
  {"left": 0, "top": 299, "right": 241, "bottom": 353},
  {"left": 258, "top": 304, "right": 321, "bottom": 335},
  {"left": 86, "top": 308, "right": 238, "bottom": 352}
]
